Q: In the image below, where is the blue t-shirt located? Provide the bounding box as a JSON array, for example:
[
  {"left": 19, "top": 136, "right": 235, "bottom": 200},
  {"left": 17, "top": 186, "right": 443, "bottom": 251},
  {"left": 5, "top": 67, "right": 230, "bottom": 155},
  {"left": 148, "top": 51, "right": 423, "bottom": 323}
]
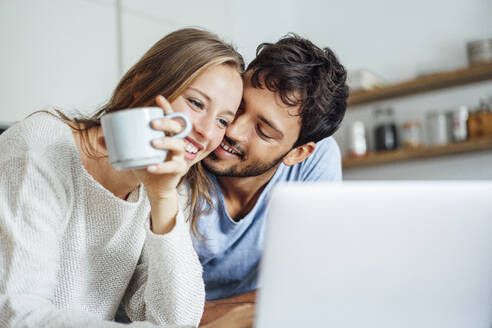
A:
[{"left": 192, "top": 137, "right": 342, "bottom": 300}]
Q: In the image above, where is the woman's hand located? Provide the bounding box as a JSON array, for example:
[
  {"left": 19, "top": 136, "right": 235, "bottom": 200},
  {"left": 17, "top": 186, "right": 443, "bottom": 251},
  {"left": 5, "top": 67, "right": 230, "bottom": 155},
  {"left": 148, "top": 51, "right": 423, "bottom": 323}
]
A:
[
  {"left": 200, "top": 304, "right": 255, "bottom": 328},
  {"left": 132, "top": 95, "right": 189, "bottom": 234}
]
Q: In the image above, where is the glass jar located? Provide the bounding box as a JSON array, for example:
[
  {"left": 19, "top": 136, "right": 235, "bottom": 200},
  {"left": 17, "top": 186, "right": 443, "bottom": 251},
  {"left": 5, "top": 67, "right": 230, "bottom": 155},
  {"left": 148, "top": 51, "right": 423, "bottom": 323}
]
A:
[
  {"left": 446, "top": 106, "right": 469, "bottom": 142},
  {"left": 402, "top": 120, "right": 422, "bottom": 148},
  {"left": 348, "top": 121, "right": 367, "bottom": 157},
  {"left": 426, "top": 111, "right": 449, "bottom": 146},
  {"left": 373, "top": 107, "right": 399, "bottom": 151}
]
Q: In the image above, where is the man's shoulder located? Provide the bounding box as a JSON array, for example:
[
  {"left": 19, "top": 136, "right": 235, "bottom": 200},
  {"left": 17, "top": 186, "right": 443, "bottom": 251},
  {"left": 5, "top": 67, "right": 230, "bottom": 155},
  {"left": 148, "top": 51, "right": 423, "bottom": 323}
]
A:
[
  {"left": 277, "top": 137, "right": 342, "bottom": 182},
  {"left": 313, "top": 136, "right": 341, "bottom": 156}
]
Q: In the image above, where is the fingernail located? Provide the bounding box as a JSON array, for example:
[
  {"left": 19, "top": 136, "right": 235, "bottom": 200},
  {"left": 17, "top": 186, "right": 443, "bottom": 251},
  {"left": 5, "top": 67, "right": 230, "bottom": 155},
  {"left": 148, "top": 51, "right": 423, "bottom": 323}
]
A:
[
  {"left": 152, "top": 119, "right": 162, "bottom": 127},
  {"left": 148, "top": 165, "right": 158, "bottom": 172},
  {"left": 152, "top": 138, "right": 163, "bottom": 146},
  {"left": 158, "top": 95, "right": 165, "bottom": 101}
]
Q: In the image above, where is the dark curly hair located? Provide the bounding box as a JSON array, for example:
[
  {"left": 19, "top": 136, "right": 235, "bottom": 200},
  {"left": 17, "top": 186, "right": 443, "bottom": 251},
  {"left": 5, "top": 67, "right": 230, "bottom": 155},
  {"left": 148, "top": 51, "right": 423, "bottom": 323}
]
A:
[{"left": 247, "top": 33, "right": 349, "bottom": 147}]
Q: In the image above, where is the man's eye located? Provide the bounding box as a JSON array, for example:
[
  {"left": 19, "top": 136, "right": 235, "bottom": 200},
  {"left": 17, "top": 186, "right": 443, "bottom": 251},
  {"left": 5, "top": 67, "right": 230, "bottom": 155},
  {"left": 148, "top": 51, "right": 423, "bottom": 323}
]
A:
[
  {"left": 256, "top": 125, "right": 272, "bottom": 139},
  {"left": 188, "top": 98, "right": 203, "bottom": 109}
]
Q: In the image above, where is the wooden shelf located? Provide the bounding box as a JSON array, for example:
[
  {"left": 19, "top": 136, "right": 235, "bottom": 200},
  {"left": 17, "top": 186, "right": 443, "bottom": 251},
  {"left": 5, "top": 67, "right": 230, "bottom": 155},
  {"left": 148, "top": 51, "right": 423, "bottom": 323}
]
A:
[
  {"left": 342, "top": 137, "right": 492, "bottom": 169},
  {"left": 348, "top": 63, "right": 492, "bottom": 106}
]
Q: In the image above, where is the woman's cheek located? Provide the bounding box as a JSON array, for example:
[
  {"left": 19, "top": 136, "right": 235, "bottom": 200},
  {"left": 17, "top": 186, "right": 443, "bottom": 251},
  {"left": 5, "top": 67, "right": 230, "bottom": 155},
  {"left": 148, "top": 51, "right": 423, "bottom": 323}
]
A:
[{"left": 210, "top": 129, "right": 225, "bottom": 151}]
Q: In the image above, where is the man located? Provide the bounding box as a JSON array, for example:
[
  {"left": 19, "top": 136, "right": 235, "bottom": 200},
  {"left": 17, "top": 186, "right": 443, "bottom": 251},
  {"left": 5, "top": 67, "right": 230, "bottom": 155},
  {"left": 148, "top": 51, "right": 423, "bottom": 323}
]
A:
[{"left": 193, "top": 34, "right": 349, "bottom": 323}]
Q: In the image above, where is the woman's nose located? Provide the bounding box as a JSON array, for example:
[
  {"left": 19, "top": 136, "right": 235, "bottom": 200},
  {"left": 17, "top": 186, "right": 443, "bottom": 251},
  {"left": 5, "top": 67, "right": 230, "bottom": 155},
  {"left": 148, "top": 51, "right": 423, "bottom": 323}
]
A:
[{"left": 194, "top": 114, "right": 215, "bottom": 141}]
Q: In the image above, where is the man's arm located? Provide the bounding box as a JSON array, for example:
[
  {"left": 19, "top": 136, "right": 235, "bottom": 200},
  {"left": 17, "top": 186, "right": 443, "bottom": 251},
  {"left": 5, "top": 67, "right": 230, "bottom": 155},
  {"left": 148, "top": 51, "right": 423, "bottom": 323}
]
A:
[{"left": 200, "top": 290, "right": 257, "bottom": 326}]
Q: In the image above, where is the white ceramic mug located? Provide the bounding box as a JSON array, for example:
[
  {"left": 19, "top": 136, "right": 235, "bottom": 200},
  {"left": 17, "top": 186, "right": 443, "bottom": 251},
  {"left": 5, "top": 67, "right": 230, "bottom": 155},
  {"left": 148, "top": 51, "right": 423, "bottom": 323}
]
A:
[{"left": 101, "top": 107, "right": 191, "bottom": 170}]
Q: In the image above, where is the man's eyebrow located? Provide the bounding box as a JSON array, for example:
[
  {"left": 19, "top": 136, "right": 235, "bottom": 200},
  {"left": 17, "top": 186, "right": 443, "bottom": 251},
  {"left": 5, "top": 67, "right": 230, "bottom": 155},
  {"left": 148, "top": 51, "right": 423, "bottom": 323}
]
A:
[
  {"left": 188, "top": 87, "right": 211, "bottom": 102},
  {"left": 258, "top": 115, "right": 284, "bottom": 138}
]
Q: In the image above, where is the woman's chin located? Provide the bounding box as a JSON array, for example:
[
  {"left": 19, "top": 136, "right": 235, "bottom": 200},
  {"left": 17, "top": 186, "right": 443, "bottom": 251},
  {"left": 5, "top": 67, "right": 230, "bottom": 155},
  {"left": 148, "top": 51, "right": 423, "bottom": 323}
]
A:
[{"left": 184, "top": 152, "right": 205, "bottom": 169}]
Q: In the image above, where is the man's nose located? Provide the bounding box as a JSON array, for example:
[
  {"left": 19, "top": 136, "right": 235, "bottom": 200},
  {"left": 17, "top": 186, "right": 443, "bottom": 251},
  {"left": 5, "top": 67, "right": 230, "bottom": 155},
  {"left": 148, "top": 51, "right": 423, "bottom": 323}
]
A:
[{"left": 226, "top": 115, "right": 249, "bottom": 143}]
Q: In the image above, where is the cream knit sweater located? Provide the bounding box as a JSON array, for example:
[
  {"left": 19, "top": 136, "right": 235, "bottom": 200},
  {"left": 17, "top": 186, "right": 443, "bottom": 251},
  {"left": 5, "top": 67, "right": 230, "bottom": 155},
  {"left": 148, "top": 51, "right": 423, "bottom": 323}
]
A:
[{"left": 0, "top": 113, "right": 204, "bottom": 327}]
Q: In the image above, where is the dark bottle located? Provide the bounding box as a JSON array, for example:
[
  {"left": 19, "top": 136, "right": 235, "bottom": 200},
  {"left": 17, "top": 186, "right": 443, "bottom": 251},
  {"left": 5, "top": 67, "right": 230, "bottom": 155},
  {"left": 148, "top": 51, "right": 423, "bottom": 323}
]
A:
[{"left": 373, "top": 108, "right": 399, "bottom": 151}]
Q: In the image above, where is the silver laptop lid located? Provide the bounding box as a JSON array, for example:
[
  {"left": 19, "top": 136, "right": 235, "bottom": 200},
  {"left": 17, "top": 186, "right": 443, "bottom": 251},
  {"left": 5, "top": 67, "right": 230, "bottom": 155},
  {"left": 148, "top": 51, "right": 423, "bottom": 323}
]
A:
[{"left": 256, "top": 182, "right": 492, "bottom": 328}]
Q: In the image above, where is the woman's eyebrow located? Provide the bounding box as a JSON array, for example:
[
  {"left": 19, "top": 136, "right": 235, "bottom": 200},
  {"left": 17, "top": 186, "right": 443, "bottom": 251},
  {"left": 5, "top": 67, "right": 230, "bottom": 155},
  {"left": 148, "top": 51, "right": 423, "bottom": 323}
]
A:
[
  {"left": 189, "top": 87, "right": 237, "bottom": 117},
  {"left": 188, "top": 87, "right": 211, "bottom": 101},
  {"left": 223, "top": 110, "right": 236, "bottom": 118}
]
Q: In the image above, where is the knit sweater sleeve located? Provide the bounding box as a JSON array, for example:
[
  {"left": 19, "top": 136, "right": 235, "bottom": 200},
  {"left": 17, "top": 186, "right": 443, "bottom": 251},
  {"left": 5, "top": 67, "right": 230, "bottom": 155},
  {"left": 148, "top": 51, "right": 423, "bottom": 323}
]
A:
[
  {"left": 123, "top": 208, "right": 205, "bottom": 327},
  {"left": 0, "top": 150, "right": 75, "bottom": 326},
  {"left": 0, "top": 149, "right": 200, "bottom": 328}
]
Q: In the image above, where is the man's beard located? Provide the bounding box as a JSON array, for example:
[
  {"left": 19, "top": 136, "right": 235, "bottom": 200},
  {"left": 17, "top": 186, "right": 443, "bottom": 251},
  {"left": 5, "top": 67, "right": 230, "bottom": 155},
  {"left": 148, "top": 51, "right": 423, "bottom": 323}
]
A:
[{"left": 204, "top": 150, "right": 289, "bottom": 178}]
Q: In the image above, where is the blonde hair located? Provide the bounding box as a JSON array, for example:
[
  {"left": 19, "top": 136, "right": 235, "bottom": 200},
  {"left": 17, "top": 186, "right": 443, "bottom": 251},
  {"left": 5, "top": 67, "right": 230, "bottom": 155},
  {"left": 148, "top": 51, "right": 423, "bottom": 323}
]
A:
[{"left": 60, "top": 28, "right": 244, "bottom": 237}]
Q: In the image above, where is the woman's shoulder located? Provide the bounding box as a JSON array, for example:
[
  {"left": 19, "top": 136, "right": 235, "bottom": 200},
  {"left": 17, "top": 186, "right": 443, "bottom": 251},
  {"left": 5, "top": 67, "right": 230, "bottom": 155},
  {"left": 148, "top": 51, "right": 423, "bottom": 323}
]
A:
[
  {"left": 1, "top": 111, "right": 74, "bottom": 156},
  {"left": 0, "top": 113, "right": 78, "bottom": 238},
  {"left": 12, "top": 110, "right": 70, "bottom": 139},
  {"left": 0, "top": 111, "right": 81, "bottom": 181}
]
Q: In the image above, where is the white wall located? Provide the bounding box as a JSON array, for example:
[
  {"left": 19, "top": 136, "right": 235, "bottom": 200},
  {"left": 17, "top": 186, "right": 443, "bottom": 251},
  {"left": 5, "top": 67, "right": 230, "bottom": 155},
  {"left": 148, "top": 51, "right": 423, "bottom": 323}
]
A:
[
  {"left": 226, "top": 0, "right": 299, "bottom": 65},
  {"left": 296, "top": 0, "right": 492, "bottom": 82},
  {"left": 119, "top": 0, "right": 231, "bottom": 72},
  {"left": 1, "top": 0, "right": 491, "bottom": 180},
  {"left": 116, "top": 0, "right": 301, "bottom": 69},
  {"left": 0, "top": 0, "right": 118, "bottom": 121},
  {"left": 0, "top": 0, "right": 234, "bottom": 122}
]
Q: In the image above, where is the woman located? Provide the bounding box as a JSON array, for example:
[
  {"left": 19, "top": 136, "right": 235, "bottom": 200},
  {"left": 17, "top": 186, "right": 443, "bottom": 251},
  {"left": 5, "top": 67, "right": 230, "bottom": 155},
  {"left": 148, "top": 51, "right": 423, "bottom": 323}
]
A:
[{"left": 0, "top": 28, "right": 252, "bottom": 327}]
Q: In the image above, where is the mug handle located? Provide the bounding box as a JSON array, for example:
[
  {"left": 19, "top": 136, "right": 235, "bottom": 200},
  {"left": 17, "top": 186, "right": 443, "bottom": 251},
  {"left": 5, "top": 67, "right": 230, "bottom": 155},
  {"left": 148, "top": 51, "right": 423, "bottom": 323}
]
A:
[{"left": 165, "top": 112, "right": 192, "bottom": 139}]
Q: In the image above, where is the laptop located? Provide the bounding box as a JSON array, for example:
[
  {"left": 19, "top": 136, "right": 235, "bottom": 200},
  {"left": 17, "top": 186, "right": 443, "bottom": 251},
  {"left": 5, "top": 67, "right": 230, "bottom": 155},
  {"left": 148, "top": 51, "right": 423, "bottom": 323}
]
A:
[{"left": 255, "top": 182, "right": 492, "bottom": 328}]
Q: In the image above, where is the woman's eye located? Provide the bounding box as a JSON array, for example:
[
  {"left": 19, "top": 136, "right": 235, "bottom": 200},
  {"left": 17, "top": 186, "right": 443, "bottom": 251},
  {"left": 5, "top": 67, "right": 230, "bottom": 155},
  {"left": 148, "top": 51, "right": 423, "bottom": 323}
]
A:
[
  {"left": 217, "top": 118, "right": 229, "bottom": 128},
  {"left": 188, "top": 98, "right": 203, "bottom": 109}
]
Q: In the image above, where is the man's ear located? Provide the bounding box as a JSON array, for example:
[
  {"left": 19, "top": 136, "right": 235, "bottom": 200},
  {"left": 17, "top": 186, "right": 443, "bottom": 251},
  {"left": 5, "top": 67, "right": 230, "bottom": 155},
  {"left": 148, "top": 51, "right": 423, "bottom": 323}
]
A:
[{"left": 282, "top": 141, "right": 316, "bottom": 167}]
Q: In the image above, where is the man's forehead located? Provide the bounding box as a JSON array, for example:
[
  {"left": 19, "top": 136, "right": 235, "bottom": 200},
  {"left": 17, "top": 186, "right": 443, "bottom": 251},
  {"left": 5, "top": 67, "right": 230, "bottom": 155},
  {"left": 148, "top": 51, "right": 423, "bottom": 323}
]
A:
[
  {"left": 243, "top": 79, "right": 302, "bottom": 115},
  {"left": 242, "top": 83, "right": 302, "bottom": 136}
]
